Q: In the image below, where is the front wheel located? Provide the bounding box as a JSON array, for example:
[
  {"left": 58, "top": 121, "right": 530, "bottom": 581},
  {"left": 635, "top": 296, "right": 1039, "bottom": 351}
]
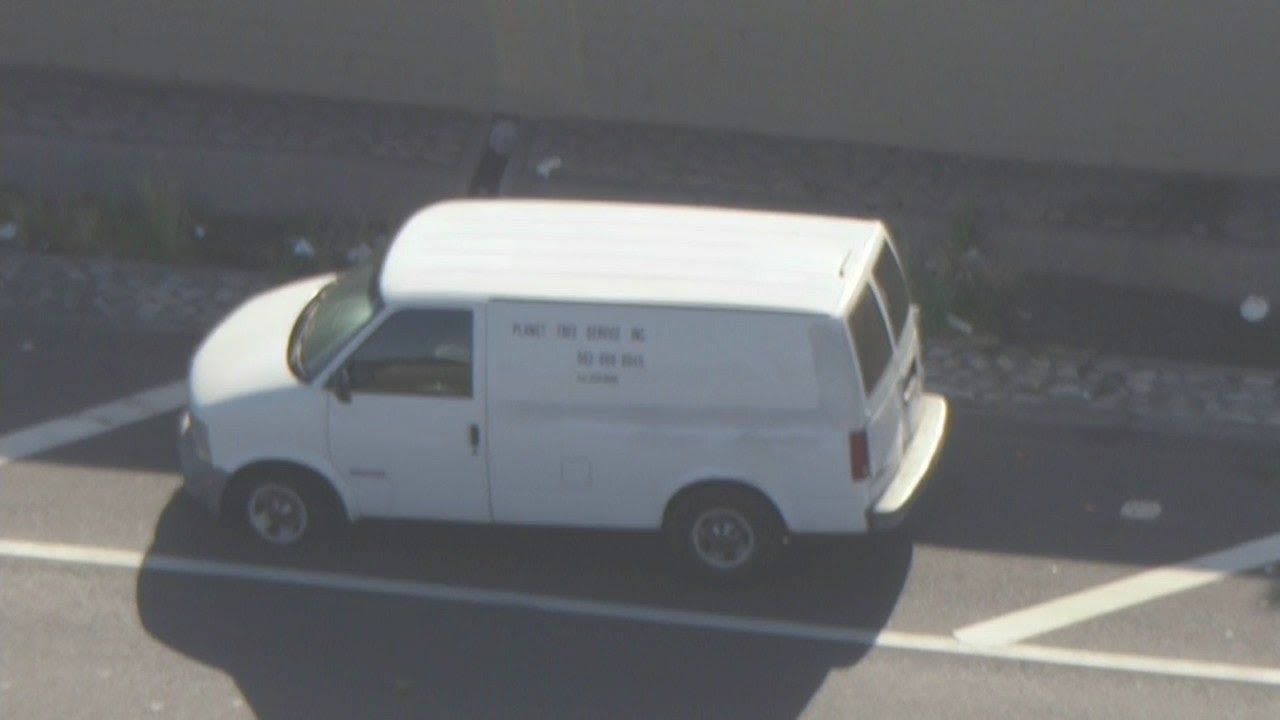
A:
[
  {"left": 665, "top": 487, "right": 785, "bottom": 581},
  {"left": 233, "top": 470, "right": 340, "bottom": 548}
]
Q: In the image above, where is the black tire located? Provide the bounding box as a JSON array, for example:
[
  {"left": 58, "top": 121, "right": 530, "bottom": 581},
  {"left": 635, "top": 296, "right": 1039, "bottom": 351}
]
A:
[
  {"left": 229, "top": 468, "right": 342, "bottom": 548},
  {"left": 664, "top": 486, "right": 786, "bottom": 581}
]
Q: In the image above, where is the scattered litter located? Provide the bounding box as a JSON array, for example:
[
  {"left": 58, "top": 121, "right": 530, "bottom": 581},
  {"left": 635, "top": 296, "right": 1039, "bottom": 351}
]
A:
[
  {"left": 149, "top": 700, "right": 165, "bottom": 713},
  {"left": 289, "top": 237, "right": 316, "bottom": 260},
  {"left": 1048, "top": 383, "right": 1090, "bottom": 400},
  {"left": 945, "top": 313, "right": 974, "bottom": 335},
  {"left": 19, "top": 340, "right": 35, "bottom": 353},
  {"left": 0, "top": 221, "right": 17, "bottom": 242},
  {"left": 345, "top": 243, "right": 373, "bottom": 266},
  {"left": 536, "top": 156, "right": 564, "bottom": 179},
  {"left": 193, "top": 224, "right": 207, "bottom": 240},
  {"left": 1240, "top": 294, "right": 1269, "bottom": 323},
  {"left": 1119, "top": 499, "right": 1162, "bottom": 521},
  {"left": 1050, "top": 564, "right": 1059, "bottom": 574}
]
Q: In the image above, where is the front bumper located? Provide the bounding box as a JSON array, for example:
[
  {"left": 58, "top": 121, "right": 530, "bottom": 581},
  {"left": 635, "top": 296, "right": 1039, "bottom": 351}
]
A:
[
  {"left": 178, "top": 410, "right": 229, "bottom": 517},
  {"left": 866, "top": 393, "right": 948, "bottom": 531}
]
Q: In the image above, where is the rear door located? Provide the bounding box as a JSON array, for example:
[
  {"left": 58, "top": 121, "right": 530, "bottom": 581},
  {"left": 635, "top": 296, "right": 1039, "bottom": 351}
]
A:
[
  {"left": 848, "top": 239, "right": 920, "bottom": 497},
  {"left": 871, "top": 237, "right": 924, "bottom": 431}
]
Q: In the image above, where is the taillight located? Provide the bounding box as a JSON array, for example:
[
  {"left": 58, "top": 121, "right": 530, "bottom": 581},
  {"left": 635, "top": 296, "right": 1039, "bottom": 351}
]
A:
[{"left": 850, "top": 431, "right": 870, "bottom": 481}]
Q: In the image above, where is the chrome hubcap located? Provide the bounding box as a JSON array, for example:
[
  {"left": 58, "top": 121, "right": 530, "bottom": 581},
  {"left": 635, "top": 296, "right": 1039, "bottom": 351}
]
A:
[
  {"left": 247, "top": 483, "right": 309, "bottom": 545},
  {"left": 691, "top": 507, "right": 756, "bottom": 570}
]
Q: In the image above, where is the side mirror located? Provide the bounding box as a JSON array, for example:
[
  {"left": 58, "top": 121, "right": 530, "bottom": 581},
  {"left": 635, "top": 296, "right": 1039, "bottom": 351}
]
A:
[{"left": 333, "top": 365, "right": 353, "bottom": 404}]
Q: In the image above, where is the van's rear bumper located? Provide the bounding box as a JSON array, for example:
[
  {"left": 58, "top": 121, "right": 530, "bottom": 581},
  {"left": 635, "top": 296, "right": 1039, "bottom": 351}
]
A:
[{"left": 866, "top": 393, "right": 948, "bottom": 531}]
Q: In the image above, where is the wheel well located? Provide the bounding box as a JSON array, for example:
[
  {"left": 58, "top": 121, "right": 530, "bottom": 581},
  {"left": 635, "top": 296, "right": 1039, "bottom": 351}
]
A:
[
  {"left": 662, "top": 480, "right": 787, "bottom": 532},
  {"left": 223, "top": 461, "right": 348, "bottom": 523}
]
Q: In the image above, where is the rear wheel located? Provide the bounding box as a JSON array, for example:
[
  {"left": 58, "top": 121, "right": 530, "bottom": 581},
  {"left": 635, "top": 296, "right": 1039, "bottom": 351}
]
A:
[
  {"left": 230, "top": 468, "right": 342, "bottom": 547},
  {"left": 665, "top": 486, "right": 785, "bottom": 581}
]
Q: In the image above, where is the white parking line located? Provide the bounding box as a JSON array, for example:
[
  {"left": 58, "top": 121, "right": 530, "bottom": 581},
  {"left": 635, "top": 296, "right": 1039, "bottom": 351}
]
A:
[
  {"left": 0, "top": 382, "right": 185, "bottom": 466},
  {"left": 954, "top": 531, "right": 1280, "bottom": 646},
  {"left": 4, "top": 536, "right": 1280, "bottom": 688}
]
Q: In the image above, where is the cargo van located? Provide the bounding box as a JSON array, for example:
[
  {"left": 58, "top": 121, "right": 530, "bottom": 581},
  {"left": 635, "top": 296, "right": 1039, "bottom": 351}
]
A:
[{"left": 179, "top": 199, "right": 948, "bottom": 578}]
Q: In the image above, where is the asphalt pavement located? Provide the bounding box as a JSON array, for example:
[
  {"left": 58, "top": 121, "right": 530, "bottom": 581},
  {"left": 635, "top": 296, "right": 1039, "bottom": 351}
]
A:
[
  {"left": 2, "top": 317, "right": 1280, "bottom": 718},
  {"left": 1001, "top": 274, "right": 1280, "bottom": 369}
]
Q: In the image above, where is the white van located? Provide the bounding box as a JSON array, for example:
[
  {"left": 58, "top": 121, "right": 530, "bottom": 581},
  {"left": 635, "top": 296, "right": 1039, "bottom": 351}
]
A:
[{"left": 179, "top": 199, "right": 947, "bottom": 578}]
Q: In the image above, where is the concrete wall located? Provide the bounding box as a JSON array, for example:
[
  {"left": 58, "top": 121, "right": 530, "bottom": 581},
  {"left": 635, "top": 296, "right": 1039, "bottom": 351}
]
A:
[{"left": 5, "top": 1, "right": 1280, "bottom": 176}]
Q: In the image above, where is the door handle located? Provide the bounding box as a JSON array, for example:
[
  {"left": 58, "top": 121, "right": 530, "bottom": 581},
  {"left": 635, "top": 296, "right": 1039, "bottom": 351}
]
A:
[{"left": 468, "top": 423, "right": 481, "bottom": 455}]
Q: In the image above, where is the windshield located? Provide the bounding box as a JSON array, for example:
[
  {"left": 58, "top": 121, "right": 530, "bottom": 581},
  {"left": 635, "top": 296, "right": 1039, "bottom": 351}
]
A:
[{"left": 288, "top": 264, "right": 381, "bottom": 381}]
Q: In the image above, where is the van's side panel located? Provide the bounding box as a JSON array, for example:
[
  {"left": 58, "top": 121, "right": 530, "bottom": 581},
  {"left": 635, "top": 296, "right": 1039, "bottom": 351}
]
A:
[
  {"left": 485, "top": 302, "right": 866, "bottom": 532},
  {"left": 800, "top": 317, "right": 876, "bottom": 531}
]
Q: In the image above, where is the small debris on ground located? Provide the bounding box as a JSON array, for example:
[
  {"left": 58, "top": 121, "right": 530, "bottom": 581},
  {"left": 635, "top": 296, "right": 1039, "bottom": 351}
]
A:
[
  {"left": 1240, "top": 294, "right": 1269, "bottom": 323},
  {"left": 1119, "top": 499, "right": 1162, "bottom": 521},
  {"left": 536, "top": 156, "right": 564, "bottom": 179},
  {"left": 289, "top": 236, "right": 316, "bottom": 260}
]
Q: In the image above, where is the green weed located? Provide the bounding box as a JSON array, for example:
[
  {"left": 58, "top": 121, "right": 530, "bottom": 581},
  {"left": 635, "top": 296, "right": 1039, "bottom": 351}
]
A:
[
  {"left": 121, "top": 177, "right": 193, "bottom": 261},
  {"left": 915, "top": 203, "right": 1019, "bottom": 337}
]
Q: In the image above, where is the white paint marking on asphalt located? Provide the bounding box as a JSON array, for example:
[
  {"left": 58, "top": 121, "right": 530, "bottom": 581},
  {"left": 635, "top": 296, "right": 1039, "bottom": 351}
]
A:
[
  {"left": 4, "top": 537, "right": 1280, "bottom": 688},
  {"left": 0, "top": 382, "right": 185, "bottom": 466},
  {"left": 954, "top": 531, "right": 1280, "bottom": 647}
]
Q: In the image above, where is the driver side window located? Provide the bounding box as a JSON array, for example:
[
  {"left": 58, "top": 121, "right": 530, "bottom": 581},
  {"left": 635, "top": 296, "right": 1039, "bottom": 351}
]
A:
[{"left": 344, "top": 309, "right": 473, "bottom": 397}]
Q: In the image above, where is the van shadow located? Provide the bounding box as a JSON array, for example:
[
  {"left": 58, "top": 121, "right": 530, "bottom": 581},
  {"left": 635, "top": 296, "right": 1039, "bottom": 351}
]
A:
[{"left": 136, "top": 492, "right": 912, "bottom": 719}]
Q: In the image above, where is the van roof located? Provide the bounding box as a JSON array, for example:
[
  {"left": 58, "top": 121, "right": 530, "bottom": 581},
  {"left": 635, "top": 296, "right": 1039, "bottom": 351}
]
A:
[{"left": 379, "top": 199, "right": 886, "bottom": 316}]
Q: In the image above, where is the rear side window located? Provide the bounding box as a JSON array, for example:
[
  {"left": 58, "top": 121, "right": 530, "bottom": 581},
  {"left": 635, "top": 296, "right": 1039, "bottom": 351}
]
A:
[
  {"left": 873, "top": 242, "right": 911, "bottom": 338},
  {"left": 848, "top": 288, "right": 894, "bottom": 395}
]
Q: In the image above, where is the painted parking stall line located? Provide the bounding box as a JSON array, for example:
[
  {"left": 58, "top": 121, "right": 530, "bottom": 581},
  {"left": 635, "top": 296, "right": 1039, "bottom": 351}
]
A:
[
  {"left": 954, "top": 531, "right": 1280, "bottom": 647},
  {"left": 4, "top": 536, "right": 1280, "bottom": 688},
  {"left": 0, "top": 382, "right": 185, "bottom": 466}
]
